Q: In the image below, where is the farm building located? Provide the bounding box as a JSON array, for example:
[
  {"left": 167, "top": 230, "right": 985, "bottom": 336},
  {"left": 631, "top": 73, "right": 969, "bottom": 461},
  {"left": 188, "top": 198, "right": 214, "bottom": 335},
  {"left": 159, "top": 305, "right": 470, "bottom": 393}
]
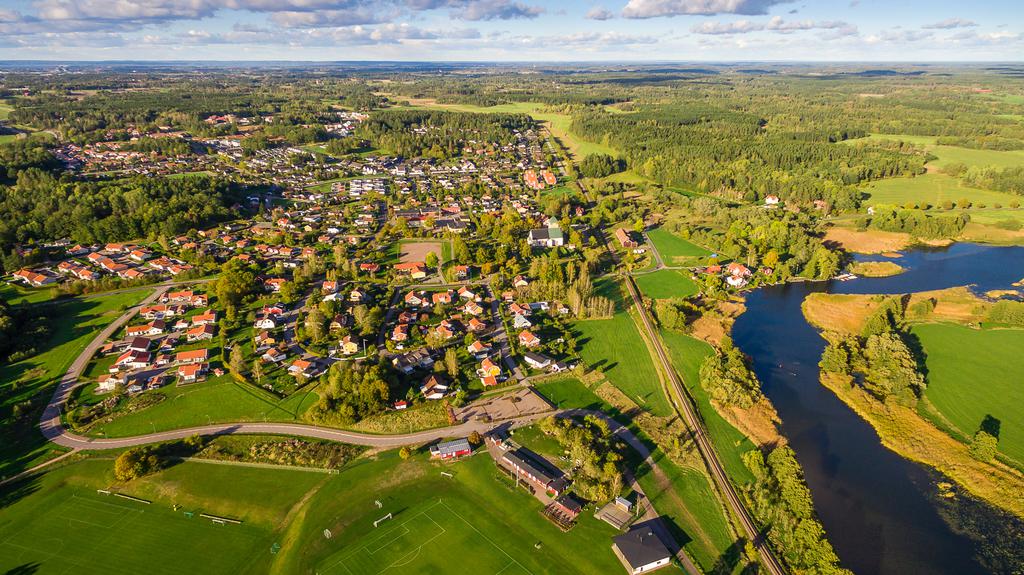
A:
[{"left": 429, "top": 438, "right": 472, "bottom": 460}]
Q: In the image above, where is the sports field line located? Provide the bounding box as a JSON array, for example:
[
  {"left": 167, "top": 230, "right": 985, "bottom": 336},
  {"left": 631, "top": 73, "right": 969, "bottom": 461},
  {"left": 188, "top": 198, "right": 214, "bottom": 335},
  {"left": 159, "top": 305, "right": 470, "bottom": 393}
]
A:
[
  {"left": 319, "top": 501, "right": 446, "bottom": 575},
  {"left": 365, "top": 524, "right": 410, "bottom": 553},
  {"left": 439, "top": 501, "right": 534, "bottom": 575}
]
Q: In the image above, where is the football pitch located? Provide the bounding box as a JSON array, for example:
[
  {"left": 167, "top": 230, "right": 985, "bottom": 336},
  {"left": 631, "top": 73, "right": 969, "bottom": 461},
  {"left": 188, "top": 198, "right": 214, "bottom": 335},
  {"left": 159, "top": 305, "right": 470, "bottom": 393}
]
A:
[
  {"left": 318, "top": 500, "right": 533, "bottom": 575},
  {"left": 0, "top": 490, "right": 267, "bottom": 574}
]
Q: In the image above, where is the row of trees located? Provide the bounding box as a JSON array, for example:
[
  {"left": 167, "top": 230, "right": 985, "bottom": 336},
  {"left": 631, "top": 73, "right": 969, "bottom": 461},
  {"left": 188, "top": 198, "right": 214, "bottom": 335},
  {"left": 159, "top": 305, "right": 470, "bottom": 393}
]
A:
[{"left": 538, "top": 415, "right": 624, "bottom": 503}]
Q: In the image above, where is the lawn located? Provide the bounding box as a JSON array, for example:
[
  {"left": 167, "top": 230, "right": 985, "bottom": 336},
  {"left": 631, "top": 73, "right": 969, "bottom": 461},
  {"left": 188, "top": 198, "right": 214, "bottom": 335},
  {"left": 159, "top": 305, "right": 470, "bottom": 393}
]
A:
[
  {"left": 91, "top": 377, "right": 318, "bottom": 438},
  {"left": 0, "top": 291, "right": 148, "bottom": 478},
  {"left": 0, "top": 101, "right": 12, "bottom": 120},
  {"left": 913, "top": 323, "right": 1024, "bottom": 467},
  {"left": 533, "top": 376, "right": 614, "bottom": 413},
  {"left": 659, "top": 330, "right": 755, "bottom": 485},
  {"left": 647, "top": 228, "right": 713, "bottom": 266},
  {"left": 0, "top": 457, "right": 322, "bottom": 575},
  {"left": 285, "top": 451, "right": 634, "bottom": 575},
  {"left": 572, "top": 280, "right": 672, "bottom": 416},
  {"left": 0, "top": 282, "right": 60, "bottom": 305},
  {"left": 864, "top": 173, "right": 1020, "bottom": 208},
  {"left": 635, "top": 269, "right": 699, "bottom": 300},
  {"left": 857, "top": 134, "right": 1024, "bottom": 170}
]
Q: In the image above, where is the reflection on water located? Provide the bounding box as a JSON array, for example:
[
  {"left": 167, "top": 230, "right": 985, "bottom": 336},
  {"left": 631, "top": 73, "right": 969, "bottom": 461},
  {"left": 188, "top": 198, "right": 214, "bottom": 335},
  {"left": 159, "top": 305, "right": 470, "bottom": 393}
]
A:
[{"left": 731, "top": 243, "right": 1024, "bottom": 575}]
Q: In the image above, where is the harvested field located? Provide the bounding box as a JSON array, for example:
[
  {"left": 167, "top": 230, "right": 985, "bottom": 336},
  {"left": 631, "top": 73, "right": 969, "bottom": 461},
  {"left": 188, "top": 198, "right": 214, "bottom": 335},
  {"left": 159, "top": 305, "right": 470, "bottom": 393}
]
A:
[
  {"left": 399, "top": 240, "right": 442, "bottom": 264},
  {"left": 823, "top": 226, "right": 912, "bottom": 254}
]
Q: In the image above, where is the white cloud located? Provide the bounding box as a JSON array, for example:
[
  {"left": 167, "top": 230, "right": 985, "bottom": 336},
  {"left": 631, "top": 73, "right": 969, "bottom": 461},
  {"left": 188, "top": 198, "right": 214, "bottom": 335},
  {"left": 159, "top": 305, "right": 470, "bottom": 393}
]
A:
[
  {"left": 691, "top": 16, "right": 854, "bottom": 35},
  {"left": 586, "top": 6, "right": 616, "bottom": 20},
  {"left": 922, "top": 17, "right": 977, "bottom": 30},
  {"left": 622, "top": 0, "right": 793, "bottom": 18}
]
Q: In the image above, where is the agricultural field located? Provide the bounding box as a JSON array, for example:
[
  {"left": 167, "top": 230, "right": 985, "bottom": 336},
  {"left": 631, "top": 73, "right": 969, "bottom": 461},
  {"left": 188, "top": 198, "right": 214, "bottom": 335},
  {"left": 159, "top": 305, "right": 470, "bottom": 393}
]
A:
[
  {"left": 0, "top": 101, "right": 13, "bottom": 120},
  {"left": 857, "top": 134, "right": 1024, "bottom": 170},
  {"left": 659, "top": 330, "right": 755, "bottom": 484},
  {"left": 647, "top": 228, "right": 713, "bottom": 266},
  {"left": 635, "top": 269, "right": 699, "bottom": 300},
  {"left": 400, "top": 98, "right": 617, "bottom": 159},
  {"left": 913, "top": 323, "right": 1024, "bottom": 467},
  {"left": 0, "top": 458, "right": 322, "bottom": 575},
  {"left": 864, "top": 173, "right": 1020, "bottom": 208},
  {"left": 0, "top": 290, "right": 148, "bottom": 478},
  {"left": 571, "top": 280, "right": 672, "bottom": 416}
]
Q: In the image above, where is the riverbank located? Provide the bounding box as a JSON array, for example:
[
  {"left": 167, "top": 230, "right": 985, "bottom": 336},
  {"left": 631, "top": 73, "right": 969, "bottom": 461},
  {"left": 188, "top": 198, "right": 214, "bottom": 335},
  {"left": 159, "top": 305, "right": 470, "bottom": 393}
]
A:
[
  {"left": 818, "top": 371, "right": 1024, "bottom": 518},
  {"left": 802, "top": 288, "right": 1024, "bottom": 518}
]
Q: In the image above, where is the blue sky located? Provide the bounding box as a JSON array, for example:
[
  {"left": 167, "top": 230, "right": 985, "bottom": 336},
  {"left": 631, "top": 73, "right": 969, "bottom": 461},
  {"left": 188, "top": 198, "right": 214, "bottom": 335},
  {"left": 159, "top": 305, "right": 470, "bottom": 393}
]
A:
[{"left": 0, "top": 0, "right": 1020, "bottom": 61}]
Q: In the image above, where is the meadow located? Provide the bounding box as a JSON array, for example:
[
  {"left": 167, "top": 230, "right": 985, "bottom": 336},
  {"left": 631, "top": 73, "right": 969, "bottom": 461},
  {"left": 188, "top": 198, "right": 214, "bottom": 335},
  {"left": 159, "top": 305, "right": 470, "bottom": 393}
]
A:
[
  {"left": 647, "top": 228, "right": 713, "bottom": 266},
  {"left": 0, "top": 290, "right": 148, "bottom": 478},
  {"left": 659, "top": 330, "right": 755, "bottom": 484},
  {"left": 0, "top": 282, "right": 60, "bottom": 305},
  {"left": 571, "top": 280, "right": 672, "bottom": 416},
  {"left": 400, "top": 99, "right": 617, "bottom": 159},
  {"left": 0, "top": 458, "right": 323, "bottom": 575},
  {"left": 913, "top": 323, "right": 1024, "bottom": 467},
  {"left": 635, "top": 269, "right": 699, "bottom": 300},
  {"left": 864, "top": 173, "right": 1020, "bottom": 208},
  {"left": 859, "top": 134, "right": 1024, "bottom": 170},
  {"left": 0, "top": 101, "right": 12, "bottom": 120}
]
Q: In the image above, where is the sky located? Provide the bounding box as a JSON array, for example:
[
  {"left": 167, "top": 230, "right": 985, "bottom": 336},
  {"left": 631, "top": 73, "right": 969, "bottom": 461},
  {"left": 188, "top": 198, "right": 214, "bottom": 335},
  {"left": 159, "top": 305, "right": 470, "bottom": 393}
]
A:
[{"left": 0, "top": 0, "right": 1021, "bottom": 62}]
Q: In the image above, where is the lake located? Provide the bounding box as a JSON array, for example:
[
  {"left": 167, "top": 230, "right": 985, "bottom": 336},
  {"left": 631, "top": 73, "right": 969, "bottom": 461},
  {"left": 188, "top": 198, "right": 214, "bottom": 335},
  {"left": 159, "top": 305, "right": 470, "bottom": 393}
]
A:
[{"left": 731, "top": 243, "right": 1024, "bottom": 574}]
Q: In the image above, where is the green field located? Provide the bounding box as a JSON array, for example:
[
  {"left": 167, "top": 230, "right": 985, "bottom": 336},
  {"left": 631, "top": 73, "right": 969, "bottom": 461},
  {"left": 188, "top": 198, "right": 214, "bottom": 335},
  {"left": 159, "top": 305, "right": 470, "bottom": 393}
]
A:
[
  {"left": 0, "top": 101, "right": 12, "bottom": 120},
  {"left": 401, "top": 99, "right": 617, "bottom": 158},
  {"left": 635, "top": 269, "right": 699, "bottom": 300},
  {"left": 913, "top": 324, "right": 1024, "bottom": 467},
  {"left": 91, "top": 378, "right": 319, "bottom": 437},
  {"left": 859, "top": 134, "right": 1024, "bottom": 170},
  {"left": 659, "top": 330, "right": 755, "bottom": 484},
  {"left": 864, "top": 173, "right": 1019, "bottom": 208},
  {"left": 0, "top": 291, "right": 148, "bottom": 477},
  {"left": 0, "top": 282, "right": 60, "bottom": 305},
  {"left": 0, "top": 458, "right": 324, "bottom": 575},
  {"left": 647, "top": 228, "right": 713, "bottom": 266},
  {"left": 533, "top": 376, "right": 614, "bottom": 414},
  {"left": 572, "top": 280, "right": 672, "bottom": 416},
  {"left": 294, "top": 452, "right": 632, "bottom": 575}
]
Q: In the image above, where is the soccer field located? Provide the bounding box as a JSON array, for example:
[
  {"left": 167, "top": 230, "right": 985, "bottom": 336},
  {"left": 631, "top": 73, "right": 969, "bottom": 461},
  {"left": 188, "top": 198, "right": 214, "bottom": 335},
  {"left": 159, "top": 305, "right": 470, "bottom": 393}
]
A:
[
  {"left": 318, "top": 500, "right": 532, "bottom": 575},
  {"left": 0, "top": 490, "right": 268, "bottom": 575}
]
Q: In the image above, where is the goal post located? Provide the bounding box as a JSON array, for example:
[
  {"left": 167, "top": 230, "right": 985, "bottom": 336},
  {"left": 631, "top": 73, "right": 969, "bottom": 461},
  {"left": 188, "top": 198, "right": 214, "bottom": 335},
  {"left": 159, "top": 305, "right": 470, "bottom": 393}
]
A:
[{"left": 373, "top": 513, "right": 393, "bottom": 528}]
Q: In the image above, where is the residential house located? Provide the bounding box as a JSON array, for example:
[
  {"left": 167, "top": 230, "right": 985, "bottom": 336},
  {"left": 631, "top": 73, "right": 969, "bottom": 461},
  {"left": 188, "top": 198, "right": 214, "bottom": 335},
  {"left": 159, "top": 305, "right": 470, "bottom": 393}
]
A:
[
  {"left": 612, "top": 527, "right": 672, "bottom": 575},
  {"left": 176, "top": 349, "right": 209, "bottom": 365},
  {"left": 421, "top": 374, "right": 449, "bottom": 400},
  {"left": 177, "top": 363, "right": 208, "bottom": 384},
  {"left": 518, "top": 330, "right": 541, "bottom": 348}
]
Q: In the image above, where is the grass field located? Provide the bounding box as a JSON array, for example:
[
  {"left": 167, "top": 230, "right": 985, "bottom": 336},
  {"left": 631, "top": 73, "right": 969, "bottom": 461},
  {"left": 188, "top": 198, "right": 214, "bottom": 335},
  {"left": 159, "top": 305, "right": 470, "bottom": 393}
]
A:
[
  {"left": 571, "top": 280, "right": 672, "bottom": 416},
  {"left": 635, "top": 269, "right": 699, "bottom": 300},
  {"left": 864, "top": 173, "right": 1020, "bottom": 208},
  {"left": 0, "top": 101, "right": 12, "bottom": 120},
  {"left": 0, "top": 282, "right": 60, "bottom": 305},
  {"left": 659, "top": 330, "right": 755, "bottom": 484},
  {"left": 0, "top": 458, "right": 325, "bottom": 575},
  {"left": 290, "top": 452, "right": 632, "bottom": 575},
  {"left": 647, "top": 228, "right": 713, "bottom": 266},
  {"left": 91, "top": 378, "right": 319, "bottom": 437},
  {"left": 400, "top": 99, "right": 616, "bottom": 159},
  {"left": 0, "top": 291, "right": 148, "bottom": 478},
  {"left": 858, "top": 134, "right": 1024, "bottom": 170},
  {"left": 913, "top": 324, "right": 1024, "bottom": 467}
]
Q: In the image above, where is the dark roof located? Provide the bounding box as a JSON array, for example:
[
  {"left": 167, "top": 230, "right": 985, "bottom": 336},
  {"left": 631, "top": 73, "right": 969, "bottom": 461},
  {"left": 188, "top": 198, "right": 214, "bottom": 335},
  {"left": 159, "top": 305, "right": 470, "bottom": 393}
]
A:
[
  {"left": 613, "top": 526, "right": 671, "bottom": 569},
  {"left": 431, "top": 438, "right": 471, "bottom": 457},
  {"left": 502, "top": 448, "right": 560, "bottom": 486}
]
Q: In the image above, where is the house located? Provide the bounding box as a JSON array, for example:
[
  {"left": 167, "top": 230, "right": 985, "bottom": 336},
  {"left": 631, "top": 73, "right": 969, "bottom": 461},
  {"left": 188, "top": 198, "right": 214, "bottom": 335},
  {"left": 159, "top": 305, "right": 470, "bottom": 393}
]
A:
[
  {"left": 192, "top": 310, "right": 217, "bottom": 326},
  {"left": 523, "top": 352, "right": 552, "bottom": 370},
  {"left": 764, "top": 195, "right": 781, "bottom": 206},
  {"left": 467, "top": 340, "right": 491, "bottom": 358},
  {"left": 262, "top": 347, "right": 286, "bottom": 363},
  {"left": 432, "top": 290, "right": 454, "bottom": 305},
  {"left": 512, "top": 313, "right": 532, "bottom": 329},
  {"left": 392, "top": 400, "right": 409, "bottom": 410},
  {"left": 176, "top": 349, "right": 209, "bottom": 365},
  {"left": 461, "top": 301, "right": 483, "bottom": 316},
  {"left": 615, "top": 228, "right": 640, "bottom": 249},
  {"left": 359, "top": 262, "right": 380, "bottom": 273},
  {"left": 338, "top": 335, "right": 360, "bottom": 355},
  {"left": 177, "top": 363, "right": 208, "bottom": 384},
  {"left": 404, "top": 291, "right": 424, "bottom": 307},
  {"left": 452, "top": 265, "right": 470, "bottom": 280},
  {"left": 186, "top": 324, "right": 216, "bottom": 342},
  {"left": 421, "top": 374, "right": 449, "bottom": 400},
  {"left": 518, "top": 330, "right": 541, "bottom": 348},
  {"left": 264, "top": 278, "right": 287, "bottom": 292},
  {"left": 96, "top": 373, "right": 124, "bottom": 393},
  {"left": 113, "top": 350, "right": 151, "bottom": 371},
  {"left": 395, "top": 262, "right": 428, "bottom": 280},
  {"left": 350, "top": 288, "right": 367, "bottom": 302},
  {"left": 612, "top": 526, "right": 672, "bottom": 575},
  {"left": 321, "top": 280, "right": 337, "bottom": 293},
  {"left": 467, "top": 317, "right": 487, "bottom": 333},
  {"left": 509, "top": 303, "right": 531, "bottom": 317},
  {"left": 528, "top": 217, "right": 564, "bottom": 248},
  {"left": 501, "top": 448, "right": 566, "bottom": 496},
  {"left": 329, "top": 314, "right": 352, "bottom": 331},
  {"left": 391, "top": 324, "right": 410, "bottom": 342},
  {"left": 513, "top": 275, "right": 530, "bottom": 288},
  {"left": 254, "top": 315, "right": 278, "bottom": 329},
  {"left": 127, "top": 337, "right": 151, "bottom": 353},
  {"left": 457, "top": 286, "right": 478, "bottom": 300},
  {"left": 288, "top": 359, "right": 323, "bottom": 378},
  {"left": 551, "top": 495, "right": 583, "bottom": 522},
  {"left": 430, "top": 438, "right": 472, "bottom": 460},
  {"left": 126, "top": 321, "right": 164, "bottom": 337},
  {"left": 13, "top": 269, "right": 58, "bottom": 287},
  {"left": 254, "top": 330, "right": 275, "bottom": 349},
  {"left": 392, "top": 348, "right": 434, "bottom": 374},
  {"left": 478, "top": 357, "right": 502, "bottom": 378}
]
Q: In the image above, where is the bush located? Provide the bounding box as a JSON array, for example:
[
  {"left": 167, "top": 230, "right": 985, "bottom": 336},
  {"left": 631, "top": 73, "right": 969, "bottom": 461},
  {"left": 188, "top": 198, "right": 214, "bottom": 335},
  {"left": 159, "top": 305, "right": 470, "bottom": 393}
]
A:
[
  {"left": 114, "top": 446, "right": 160, "bottom": 481},
  {"left": 969, "top": 430, "right": 998, "bottom": 462}
]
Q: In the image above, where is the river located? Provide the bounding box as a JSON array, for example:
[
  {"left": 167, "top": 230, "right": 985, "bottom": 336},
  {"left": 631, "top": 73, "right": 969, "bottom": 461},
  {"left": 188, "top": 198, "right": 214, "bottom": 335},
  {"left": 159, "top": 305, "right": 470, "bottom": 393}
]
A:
[{"left": 731, "top": 243, "right": 1024, "bottom": 574}]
